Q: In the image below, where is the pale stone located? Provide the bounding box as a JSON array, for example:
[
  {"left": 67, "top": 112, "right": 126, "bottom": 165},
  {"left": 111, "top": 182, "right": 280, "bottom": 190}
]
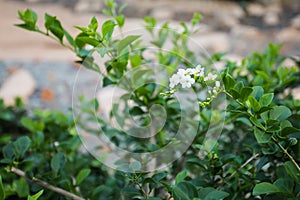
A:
[
  {"left": 0, "top": 69, "right": 36, "bottom": 105},
  {"left": 150, "top": 7, "right": 175, "bottom": 20},
  {"left": 291, "top": 15, "right": 300, "bottom": 29},
  {"left": 231, "top": 25, "right": 263, "bottom": 39},
  {"left": 246, "top": 3, "right": 265, "bottom": 16},
  {"left": 276, "top": 28, "right": 300, "bottom": 43},
  {"left": 263, "top": 12, "right": 279, "bottom": 25},
  {"left": 74, "top": 0, "right": 102, "bottom": 13},
  {"left": 292, "top": 87, "right": 300, "bottom": 100},
  {"left": 192, "top": 32, "right": 231, "bottom": 53},
  {"left": 281, "top": 58, "right": 297, "bottom": 68}
]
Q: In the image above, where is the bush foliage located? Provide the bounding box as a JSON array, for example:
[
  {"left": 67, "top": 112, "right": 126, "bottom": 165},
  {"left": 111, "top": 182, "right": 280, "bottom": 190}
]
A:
[{"left": 1, "top": 0, "right": 300, "bottom": 199}]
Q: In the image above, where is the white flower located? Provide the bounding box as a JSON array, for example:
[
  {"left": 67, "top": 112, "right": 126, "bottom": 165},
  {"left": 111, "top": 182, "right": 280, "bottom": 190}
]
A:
[
  {"left": 180, "top": 75, "right": 195, "bottom": 88},
  {"left": 177, "top": 69, "right": 187, "bottom": 76},
  {"left": 195, "top": 65, "right": 205, "bottom": 77},
  {"left": 204, "top": 73, "right": 217, "bottom": 81},
  {"left": 215, "top": 81, "right": 220, "bottom": 88},
  {"left": 169, "top": 74, "right": 180, "bottom": 88},
  {"left": 186, "top": 68, "right": 197, "bottom": 75}
]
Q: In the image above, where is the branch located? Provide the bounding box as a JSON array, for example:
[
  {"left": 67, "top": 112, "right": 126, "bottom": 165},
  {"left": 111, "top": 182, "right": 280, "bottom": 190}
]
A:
[
  {"left": 10, "top": 167, "right": 85, "bottom": 200},
  {"left": 272, "top": 137, "right": 300, "bottom": 172},
  {"left": 228, "top": 153, "right": 260, "bottom": 179}
]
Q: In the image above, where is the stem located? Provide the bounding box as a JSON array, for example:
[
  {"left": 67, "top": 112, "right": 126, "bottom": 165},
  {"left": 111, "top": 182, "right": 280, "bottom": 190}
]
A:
[
  {"left": 272, "top": 137, "right": 300, "bottom": 172},
  {"left": 10, "top": 167, "right": 84, "bottom": 200},
  {"left": 227, "top": 153, "right": 260, "bottom": 179},
  {"left": 135, "top": 180, "right": 148, "bottom": 200}
]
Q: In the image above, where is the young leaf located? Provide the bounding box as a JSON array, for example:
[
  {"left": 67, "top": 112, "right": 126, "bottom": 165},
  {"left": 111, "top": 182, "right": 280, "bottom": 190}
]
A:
[
  {"left": 240, "top": 87, "right": 253, "bottom": 101},
  {"left": 259, "top": 93, "right": 274, "bottom": 107},
  {"left": 270, "top": 106, "right": 292, "bottom": 121},
  {"left": 223, "top": 74, "right": 236, "bottom": 90},
  {"left": 16, "top": 9, "right": 38, "bottom": 30},
  {"left": 27, "top": 190, "right": 44, "bottom": 200},
  {"left": 76, "top": 168, "right": 91, "bottom": 185},
  {"left": 88, "top": 17, "right": 98, "bottom": 32},
  {"left": 254, "top": 127, "right": 271, "bottom": 144},
  {"left": 51, "top": 153, "right": 65, "bottom": 175},
  {"left": 253, "top": 182, "right": 282, "bottom": 195},
  {"left": 16, "top": 178, "right": 29, "bottom": 197},
  {"left": 102, "top": 20, "right": 115, "bottom": 40},
  {"left": 44, "top": 13, "right": 64, "bottom": 43},
  {"left": 248, "top": 96, "right": 261, "bottom": 112},
  {"left": 117, "top": 35, "right": 140, "bottom": 55},
  {"left": 13, "top": 136, "right": 31, "bottom": 159},
  {"left": 175, "top": 170, "right": 187, "bottom": 185},
  {"left": 0, "top": 176, "right": 5, "bottom": 200}
]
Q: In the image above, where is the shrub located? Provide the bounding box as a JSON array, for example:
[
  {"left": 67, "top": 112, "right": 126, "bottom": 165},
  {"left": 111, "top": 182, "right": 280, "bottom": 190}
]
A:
[{"left": 1, "top": 0, "right": 300, "bottom": 199}]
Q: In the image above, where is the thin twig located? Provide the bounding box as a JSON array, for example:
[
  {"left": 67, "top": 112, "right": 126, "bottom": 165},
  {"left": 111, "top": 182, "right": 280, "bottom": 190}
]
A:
[
  {"left": 10, "top": 167, "right": 85, "bottom": 200},
  {"left": 228, "top": 153, "right": 260, "bottom": 179},
  {"left": 272, "top": 137, "right": 300, "bottom": 172}
]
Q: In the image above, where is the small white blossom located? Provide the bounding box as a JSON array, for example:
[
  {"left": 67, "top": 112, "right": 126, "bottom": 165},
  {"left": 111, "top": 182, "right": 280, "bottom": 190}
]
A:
[
  {"left": 177, "top": 69, "right": 187, "bottom": 76},
  {"left": 195, "top": 65, "right": 205, "bottom": 77},
  {"left": 169, "top": 74, "right": 180, "bottom": 88},
  {"left": 215, "top": 81, "right": 220, "bottom": 88},
  {"left": 204, "top": 73, "right": 217, "bottom": 81},
  {"left": 181, "top": 75, "right": 195, "bottom": 88},
  {"left": 186, "top": 68, "right": 197, "bottom": 75}
]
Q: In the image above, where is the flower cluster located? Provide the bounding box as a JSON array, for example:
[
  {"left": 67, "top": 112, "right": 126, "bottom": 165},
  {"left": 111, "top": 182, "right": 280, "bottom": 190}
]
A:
[
  {"left": 169, "top": 65, "right": 204, "bottom": 89},
  {"left": 167, "top": 64, "right": 222, "bottom": 108}
]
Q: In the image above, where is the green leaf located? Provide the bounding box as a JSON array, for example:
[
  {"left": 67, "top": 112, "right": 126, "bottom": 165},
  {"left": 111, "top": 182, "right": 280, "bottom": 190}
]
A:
[
  {"left": 51, "top": 153, "right": 65, "bottom": 175},
  {"left": 250, "top": 116, "right": 265, "bottom": 130},
  {"left": 270, "top": 106, "right": 292, "bottom": 121},
  {"left": 76, "top": 168, "right": 91, "bottom": 185},
  {"left": 2, "top": 143, "right": 14, "bottom": 161},
  {"left": 88, "top": 17, "right": 98, "bottom": 32},
  {"left": 248, "top": 96, "right": 261, "bottom": 112},
  {"left": 172, "top": 182, "right": 198, "bottom": 200},
  {"left": 251, "top": 86, "right": 264, "bottom": 100},
  {"left": 13, "top": 136, "right": 31, "bottom": 159},
  {"left": 17, "top": 9, "right": 38, "bottom": 30},
  {"left": 223, "top": 74, "right": 236, "bottom": 90},
  {"left": 118, "top": 35, "right": 140, "bottom": 55},
  {"left": 259, "top": 93, "right": 274, "bottom": 107},
  {"left": 27, "top": 190, "right": 44, "bottom": 200},
  {"left": 175, "top": 170, "right": 187, "bottom": 185},
  {"left": 115, "top": 15, "right": 125, "bottom": 27},
  {"left": 44, "top": 13, "right": 64, "bottom": 43},
  {"left": 240, "top": 87, "right": 253, "bottom": 101},
  {"left": 102, "top": 20, "right": 115, "bottom": 40},
  {"left": 284, "top": 161, "right": 300, "bottom": 185},
  {"left": 75, "top": 36, "right": 99, "bottom": 47},
  {"left": 274, "top": 178, "right": 294, "bottom": 195},
  {"left": 64, "top": 29, "right": 76, "bottom": 48},
  {"left": 16, "top": 178, "right": 29, "bottom": 197},
  {"left": 130, "top": 54, "right": 142, "bottom": 68},
  {"left": 253, "top": 182, "right": 282, "bottom": 195},
  {"left": 199, "top": 187, "right": 229, "bottom": 200},
  {"left": 254, "top": 127, "right": 271, "bottom": 144},
  {"left": 129, "top": 106, "right": 144, "bottom": 116},
  {"left": 203, "top": 191, "right": 229, "bottom": 200},
  {"left": 21, "top": 118, "right": 44, "bottom": 132},
  {"left": 0, "top": 176, "right": 5, "bottom": 200}
]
